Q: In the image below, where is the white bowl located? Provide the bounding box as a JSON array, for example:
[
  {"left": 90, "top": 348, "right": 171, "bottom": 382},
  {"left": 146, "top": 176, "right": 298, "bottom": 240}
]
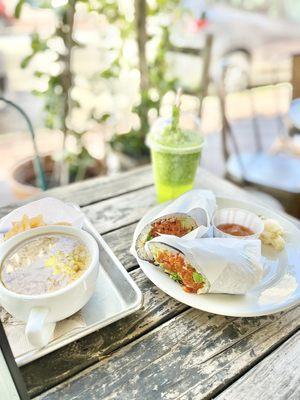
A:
[
  {"left": 212, "top": 207, "right": 264, "bottom": 239},
  {"left": 0, "top": 225, "right": 99, "bottom": 348}
]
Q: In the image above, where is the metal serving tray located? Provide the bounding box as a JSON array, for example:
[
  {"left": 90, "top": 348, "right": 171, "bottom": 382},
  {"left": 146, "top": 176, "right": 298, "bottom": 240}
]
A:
[{"left": 14, "top": 215, "right": 143, "bottom": 367}]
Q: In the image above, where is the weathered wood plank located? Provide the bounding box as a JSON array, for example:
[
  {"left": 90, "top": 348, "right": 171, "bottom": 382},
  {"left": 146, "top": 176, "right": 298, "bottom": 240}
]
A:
[
  {"left": 79, "top": 170, "right": 272, "bottom": 237},
  {"left": 103, "top": 224, "right": 137, "bottom": 271},
  {"left": 215, "top": 331, "right": 300, "bottom": 400},
  {"left": 176, "top": 310, "right": 300, "bottom": 400},
  {"left": 37, "top": 305, "right": 300, "bottom": 400},
  {"left": 1, "top": 167, "right": 298, "bottom": 230},
  {"left": 22, "top": 268, "right": 187, "bottom": 397},
  {"left": 0, "top": 166, "right": 153, "bottom": 218},
  {"left": 45, "top": 165, "right": 154, "bottom": 206},
  {"left": 0, "top": 166, "right": 244, "bottom": 222},
  {"left": 79, "top": 168, "right": 299, "bottom": 236},
  {"left": 82, "top": 168, "right": 256, "bottom": 236},
  {"left": 83, "top": 186, "right": 156, "bottom": 234}
]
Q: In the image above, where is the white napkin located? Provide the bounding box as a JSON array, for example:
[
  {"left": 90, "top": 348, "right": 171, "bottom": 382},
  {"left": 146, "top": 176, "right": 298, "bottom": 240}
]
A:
[
  {"left": 0, "top": 197, "right": 84, "bottom": 237},
  {"left": 0, "top": 197, "right": 87, "bottom": 355},
  {"left": 0, "top": 308, "right": 86, "bottom": 359},
  {"left": 130, "top": 189, "right": 217, "bottom": 256},
  {"left": 146, "top": 235, "right": 263, "bottom": 295}
]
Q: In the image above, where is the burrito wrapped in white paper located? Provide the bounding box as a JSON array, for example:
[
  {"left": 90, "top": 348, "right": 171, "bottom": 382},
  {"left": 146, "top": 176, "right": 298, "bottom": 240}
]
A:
[
  {"left": 145, "top": 234, "right": 263, "bottom": 295},
  {"left": 132, "top": 190, "right": 217, "bottom": 260}
]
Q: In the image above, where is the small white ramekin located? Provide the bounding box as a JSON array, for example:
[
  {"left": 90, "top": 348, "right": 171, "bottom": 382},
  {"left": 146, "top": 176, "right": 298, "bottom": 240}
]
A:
[{"left": 212, "top": 207, "right": 264, "bottom": 239}]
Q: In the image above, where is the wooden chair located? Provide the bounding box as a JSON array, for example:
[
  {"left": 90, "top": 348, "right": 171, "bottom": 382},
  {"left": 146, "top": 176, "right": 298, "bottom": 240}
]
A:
[{"left": 216, "top": 64, "right": 300, "bottom": 217}]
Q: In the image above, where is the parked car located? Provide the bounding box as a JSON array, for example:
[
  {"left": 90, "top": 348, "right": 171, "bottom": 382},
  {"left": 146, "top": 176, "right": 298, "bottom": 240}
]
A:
[{"left": 170, "top": 0, "right": 300, "bottom": 91}]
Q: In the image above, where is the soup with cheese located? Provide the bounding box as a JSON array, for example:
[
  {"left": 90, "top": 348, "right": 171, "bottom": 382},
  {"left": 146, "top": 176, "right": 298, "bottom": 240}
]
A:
[{"left": 0, "top": 234, "right": 90, "bottom": 295}]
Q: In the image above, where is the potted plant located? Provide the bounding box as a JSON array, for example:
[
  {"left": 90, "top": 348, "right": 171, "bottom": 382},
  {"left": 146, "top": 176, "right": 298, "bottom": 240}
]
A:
[
  {"left": 12, "top": 0, "right": 180, "bottom": 197},
  {"left": 12, "top": 0, "right": 107, "bottom": 197}
]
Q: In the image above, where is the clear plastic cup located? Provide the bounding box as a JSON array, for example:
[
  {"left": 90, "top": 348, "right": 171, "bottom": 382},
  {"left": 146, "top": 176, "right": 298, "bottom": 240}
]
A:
[{"left": 147, "top": 115, "right": 204, "bottom": 203}]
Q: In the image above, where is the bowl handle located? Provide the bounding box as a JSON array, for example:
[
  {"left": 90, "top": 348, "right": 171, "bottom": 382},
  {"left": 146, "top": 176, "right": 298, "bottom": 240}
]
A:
[{"left": 25, "top": 307, "right": 55, "bottom": 348}]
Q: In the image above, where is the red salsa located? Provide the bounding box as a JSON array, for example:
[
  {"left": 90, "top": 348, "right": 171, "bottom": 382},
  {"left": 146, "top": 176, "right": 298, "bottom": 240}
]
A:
[
  {"left": 150, "top": 218, "right": 192, "bottom": 239},
  {"left": 217, "top": 223, "right": 254, "bottom": 237}
]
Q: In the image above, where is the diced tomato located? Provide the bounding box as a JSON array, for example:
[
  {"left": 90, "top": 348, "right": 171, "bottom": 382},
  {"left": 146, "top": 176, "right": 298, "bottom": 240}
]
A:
[
  {"left": 150, "top": 218, "right": 192, "bottom": 239},
  {"left": 156, "top": 250, "right": 204, "bottom": 294}
]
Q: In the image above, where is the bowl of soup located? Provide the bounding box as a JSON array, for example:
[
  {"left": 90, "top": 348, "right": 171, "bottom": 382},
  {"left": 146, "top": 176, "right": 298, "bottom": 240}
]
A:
[
  {"left": 212, "top": 208, "right": 264, "bottom": 239},
  {"left": 0, "top": 225, "right": 99, "bottom": 348}
]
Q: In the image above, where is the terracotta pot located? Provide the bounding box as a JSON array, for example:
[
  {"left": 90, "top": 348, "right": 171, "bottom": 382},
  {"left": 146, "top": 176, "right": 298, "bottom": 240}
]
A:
[{"left": 10, "top": 154, "right": 107, "bottom": 200}]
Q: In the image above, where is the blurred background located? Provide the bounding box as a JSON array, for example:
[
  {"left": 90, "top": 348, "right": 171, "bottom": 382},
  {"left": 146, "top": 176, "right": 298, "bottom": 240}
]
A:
[{"left": 0, "top": 0, "right": 300, "bottom": 214}]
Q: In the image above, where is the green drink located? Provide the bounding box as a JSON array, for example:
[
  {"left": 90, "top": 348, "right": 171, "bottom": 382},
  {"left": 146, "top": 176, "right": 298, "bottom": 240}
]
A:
[{"left": 147, "top": 106, "right": 204, "bottom": 203}]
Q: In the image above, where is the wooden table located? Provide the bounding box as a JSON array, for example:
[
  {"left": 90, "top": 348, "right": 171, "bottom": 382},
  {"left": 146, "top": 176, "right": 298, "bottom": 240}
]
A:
[{"left": 2, "top": 166, "right": 299, "bottom": 400}]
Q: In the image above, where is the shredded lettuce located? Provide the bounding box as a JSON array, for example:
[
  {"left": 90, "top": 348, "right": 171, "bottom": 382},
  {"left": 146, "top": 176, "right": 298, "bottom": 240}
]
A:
[
  {"left": 169, "top": 272, "right": 182, "bottom": 283},
  {"left": 146, "top": 233, "right": 153, "bottom": 242},
  {"left": 192, "top": 272, "right": 204, "bottom": 283}
]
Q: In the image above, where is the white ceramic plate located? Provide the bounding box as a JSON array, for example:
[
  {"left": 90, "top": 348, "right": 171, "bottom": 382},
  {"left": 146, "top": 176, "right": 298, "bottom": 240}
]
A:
[{"left": 136, "top": 197, "right": 300, "bottom": 317}]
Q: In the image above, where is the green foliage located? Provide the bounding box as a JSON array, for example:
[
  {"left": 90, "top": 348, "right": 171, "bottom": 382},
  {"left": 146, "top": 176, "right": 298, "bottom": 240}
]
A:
[
  {"left": 16, "top": 0, "right": 180, "bottom": 169},
  {"left": 20, "top": 33, "right": 48, "bottom": 68},
  {"left": 15, "top": 0, "right": 96, "bottom": 182},
  {"left": 16, "top": 1, "right": 75, "bottom": 132},
  {"left": 110, "top": 131, "right": 149, "bottom": 159},
  {"left": 15, "top": 0, "right": 52, "bottom": 17},
  {"left": 105, "top": 0, "right": 179, "bottom": 158},
  {"left": 14, "top": 0, "right": 26, "bottom": 18},
  {"left": 66, "top": 146, "right": 96, "bottom": 182}
]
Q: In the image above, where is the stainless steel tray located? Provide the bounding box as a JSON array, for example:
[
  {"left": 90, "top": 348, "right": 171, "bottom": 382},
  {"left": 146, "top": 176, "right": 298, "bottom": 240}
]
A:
[{"left": 14, "top": 215, "right": 143, "bottom": 366}]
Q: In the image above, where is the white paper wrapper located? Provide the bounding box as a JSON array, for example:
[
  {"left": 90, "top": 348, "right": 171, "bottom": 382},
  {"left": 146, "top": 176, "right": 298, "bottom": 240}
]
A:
[
  {"left": 130, "top": 189, "right": 217, "bottom": 257},
  {"left": 146, "top": 234, "right": 263, "bottom": 295},
  {"left": 0, "top": 197, "right": 84, "bottom": 241},
  {"left": 155, "top": 190, "right": 216, "bottom": 227},
  {"left": 0, "top": 308, "right": 86, "bottom": 359}
]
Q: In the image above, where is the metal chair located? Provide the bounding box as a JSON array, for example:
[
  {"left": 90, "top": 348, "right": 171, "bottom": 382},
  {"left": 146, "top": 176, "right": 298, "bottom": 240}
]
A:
[{"left": 217, "top": 64, "right": 300, "bottom": 217}]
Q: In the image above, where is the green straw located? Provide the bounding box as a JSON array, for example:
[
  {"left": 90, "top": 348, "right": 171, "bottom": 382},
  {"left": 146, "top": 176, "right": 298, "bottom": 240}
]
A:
[{"left": 171, "top": 88, "right": 182, "bottom": 132}]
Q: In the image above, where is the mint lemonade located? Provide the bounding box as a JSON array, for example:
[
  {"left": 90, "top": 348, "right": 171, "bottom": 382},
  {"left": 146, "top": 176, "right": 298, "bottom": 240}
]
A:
[{"left": 147, "top": 100, "right": 203, "bottom": 203}]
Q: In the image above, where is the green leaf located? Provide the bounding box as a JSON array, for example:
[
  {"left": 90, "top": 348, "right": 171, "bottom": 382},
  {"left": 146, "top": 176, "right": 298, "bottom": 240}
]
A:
[
  {"left": 146, "top": 233, "right": 153, "bottom": 242},
  {"left": 192, "top": 272, "right": 204, "bottom": 283},
  {"left": 110, "top": 131, "right": 149, "bottom": 159},
  {"left": 171, "top": 102, "right": 180, "bottom": 131},
  {"left": 14, "top": 0, "right": 25, "bottom": 18},
  {"left": 101, "top": 69, "right": 116, "bottom": 79},
  {"left": 34, "top": 71, "right": 45, "bottom": 77},
  {"left": 170, "top": 272, "right": 182, "bottom": 283},
  {"left": 99, "top": 113, "right": 110, "bottom": 122},
  {"left": 31, "top": 32, "right": 48, "bottom": 53},
  {"left": 21, "top": 55, "right": 33, "bottom": 69}
]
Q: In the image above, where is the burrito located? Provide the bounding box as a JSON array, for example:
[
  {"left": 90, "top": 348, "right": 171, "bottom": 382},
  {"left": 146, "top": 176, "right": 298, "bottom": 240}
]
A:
[
  {"left": 135, "top": 213, "right": 198, "bottom": 260},
  {"left": 146, "top": 235, "right": 263, "bottom": 295},
  {"left": 147, "top": 241, "right": 209, "bottom": 293}
]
